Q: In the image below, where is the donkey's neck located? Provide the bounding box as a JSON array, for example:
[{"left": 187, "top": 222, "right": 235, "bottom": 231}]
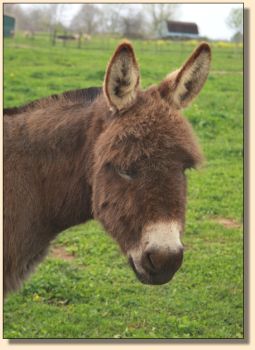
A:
[
  {"left": 5, "top": 94, "right": 107, "bottom": 235},
  {"left": 40, "top": 96, "right": 107, "bottom": 234}
]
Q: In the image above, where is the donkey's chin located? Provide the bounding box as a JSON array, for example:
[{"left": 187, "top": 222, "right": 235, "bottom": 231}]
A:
[{"left": 128, "top": 256, "right": 176, "bottom": 285}]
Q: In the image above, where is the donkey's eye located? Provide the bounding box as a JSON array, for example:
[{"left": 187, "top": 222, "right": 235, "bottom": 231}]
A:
[
  {"left": 105, "top": 162, "right": 114, "bottom": 171},
  {"left": 105, "top": 162, "right": 137, "bottom": 180},
  {"left": 118, "top": 167, "right": 138, "bottom": 181}
]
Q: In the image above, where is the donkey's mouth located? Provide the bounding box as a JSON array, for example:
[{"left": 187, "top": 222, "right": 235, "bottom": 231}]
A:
[
  {"left": 128, "top": 256, "right": 150, "bottom": 284},
  {"left": 128, "top": 256, "right": 175, "bottom": 285}
]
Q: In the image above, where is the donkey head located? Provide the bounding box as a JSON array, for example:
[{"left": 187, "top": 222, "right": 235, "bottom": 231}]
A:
[{"left": 92, "top": 42, "right": 211, "bottom": 285}]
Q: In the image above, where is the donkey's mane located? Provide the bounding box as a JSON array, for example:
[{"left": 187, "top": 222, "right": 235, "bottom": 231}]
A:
[{"left": 4, "top": 87, "right": 102, "bottom": 116}]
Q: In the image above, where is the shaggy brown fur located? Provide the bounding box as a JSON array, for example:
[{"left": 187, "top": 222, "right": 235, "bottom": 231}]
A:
[
  {"left": 4, "top": 87, "right": 102, "bottom": 116},
  {"left": 4, "top": 41, "right": 211, "bottom": 296}
]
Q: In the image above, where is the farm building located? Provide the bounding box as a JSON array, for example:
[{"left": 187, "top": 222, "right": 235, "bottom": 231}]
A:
[
  {"left": 4, "top": 14, "right": 16, "bottom": 37},
  {"left": 158, "top": 20, "right": 199, "bottom": 40}
]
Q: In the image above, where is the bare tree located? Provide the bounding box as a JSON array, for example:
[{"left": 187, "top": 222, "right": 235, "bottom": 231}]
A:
[
  {"left": 120, "top": 9, "right": 147, "bottom": 39},
  {"left": 99, "top": 4, "right": 124, "bottom": 34},
  {"left": 144, "top": 4, "right": 179, "bottom": 34},
  {"left": 46, "top": 4, "right": 67, "bottom": 32},
  {"left": 42, "top": 4, "right": 68, "bottom": 45},
  {"left": 22, "top": 7, "right": 51, "bottom": 33},
  {"left": 3, "top": 4, "right": 28, "bottom": 31},
  {"left": 4, "top": 4, "right": 67, "bottom": 33},
  {"left": 69, "top": 4, "right": 101, "bottom": 35},
  {"left": 4, "top": 3, "right": 18, "bottom": 15}
]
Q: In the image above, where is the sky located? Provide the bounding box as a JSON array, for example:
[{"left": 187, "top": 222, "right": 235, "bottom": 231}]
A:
[
  {"left": 20, "top": 3, "right": 243, "bottom": 41},
  {"left": 178, "top": 3, "right": 243, "bottom": 40}
]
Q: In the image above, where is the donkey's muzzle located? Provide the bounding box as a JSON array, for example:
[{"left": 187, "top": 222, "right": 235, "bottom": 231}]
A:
[
  {"left": 129, "top": 247, "right": 183, "bottom": 285},
  {"left": 128, "top": 221, "right": 184, "bottom": 284}
]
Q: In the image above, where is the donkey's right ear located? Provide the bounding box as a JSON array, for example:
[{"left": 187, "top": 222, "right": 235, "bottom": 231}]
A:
[{"left": 104, "top": 42, "right": 140, "bottom": 111}]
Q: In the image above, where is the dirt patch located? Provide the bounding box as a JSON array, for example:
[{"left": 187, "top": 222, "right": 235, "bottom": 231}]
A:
[
  {"left": 211, "top": 217, "right": 242, "bottom": 229},
  {"left": 49, "top": 246, "right": 75, "bottom": 261}
]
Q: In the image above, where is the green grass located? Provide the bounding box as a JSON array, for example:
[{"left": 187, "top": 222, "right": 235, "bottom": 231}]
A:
[{"left": 3, "top": 34, "right": 243, "bottom": 339}]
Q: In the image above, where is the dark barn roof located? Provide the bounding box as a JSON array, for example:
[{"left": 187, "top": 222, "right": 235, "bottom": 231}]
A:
[{"left": 166, "top": 21, "right": 199, "bottom": 35}]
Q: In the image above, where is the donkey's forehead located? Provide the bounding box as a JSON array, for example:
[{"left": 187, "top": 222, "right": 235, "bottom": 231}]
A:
[
  {"left": 109, "top": 90, "right": 193, "bottom": 145},
  {"left": 98, "top": 94, "right": 203, "bottom": 167},
  {"left": 110, "top": 89, "right": 176, "bottom": 135}
]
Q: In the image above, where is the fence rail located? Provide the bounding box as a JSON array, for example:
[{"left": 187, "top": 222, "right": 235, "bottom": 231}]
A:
[{"left": 4, "top": 31, "right": 243, "bottom": 56}]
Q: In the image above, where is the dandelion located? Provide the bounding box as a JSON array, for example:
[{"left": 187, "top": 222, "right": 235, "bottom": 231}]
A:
[{"left": 32, "top": 293, "right": 41, "bottom": 302}]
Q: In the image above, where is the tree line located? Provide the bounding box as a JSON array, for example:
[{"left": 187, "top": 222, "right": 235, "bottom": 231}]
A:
[
  {"left": 4, "top": 4, "right": 243, "bottom": 41},
  {"left": 3, "top": 3, "right": 179, "bottom": 39}
]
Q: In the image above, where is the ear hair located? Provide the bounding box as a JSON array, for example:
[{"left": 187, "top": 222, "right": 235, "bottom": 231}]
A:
[
  {"left": 159, "top": 43, "right": 211, "bottom": 109},
  {"left": 104, "top": 41, "right": 140, "bottom": 111}
]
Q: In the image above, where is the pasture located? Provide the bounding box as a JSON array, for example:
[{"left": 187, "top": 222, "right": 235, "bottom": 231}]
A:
[{"left": 3, "top": 34, "right": 243, "bottom": 339}]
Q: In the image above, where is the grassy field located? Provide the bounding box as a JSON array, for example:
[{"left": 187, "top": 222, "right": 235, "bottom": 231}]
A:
[{"left": 3, "top": 34, "right": 243, "bottom": 339}]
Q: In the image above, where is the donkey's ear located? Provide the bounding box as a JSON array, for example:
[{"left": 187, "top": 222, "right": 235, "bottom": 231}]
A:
[
  {"left": 159, "top": 43, "right": 211, "bottom": 109},
  {"left": 104, "top": 42, "right": 140, "bottom": 111}
]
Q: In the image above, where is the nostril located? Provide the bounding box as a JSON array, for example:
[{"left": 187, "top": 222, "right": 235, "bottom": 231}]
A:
[
  {"left": 141, "top": 251, "right": 158, "bottom": 273},
  {"left": 143, "top": 247, "right": 184, "bottom": 274},
  {"left": 143, "top": 249, "right": 165, "bottom": 273},
  {"left": 147, "top": 253, "right": 156, "bottom": 271}
]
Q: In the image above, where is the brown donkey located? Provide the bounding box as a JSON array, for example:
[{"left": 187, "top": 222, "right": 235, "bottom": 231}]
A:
[{"left": 4, "top": 41, "right": 211, "bottom": 297}]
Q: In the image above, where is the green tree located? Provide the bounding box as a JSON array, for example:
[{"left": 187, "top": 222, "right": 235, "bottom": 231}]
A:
[{"left": 226, "top": 8, "right": 243, "bottom": 34}]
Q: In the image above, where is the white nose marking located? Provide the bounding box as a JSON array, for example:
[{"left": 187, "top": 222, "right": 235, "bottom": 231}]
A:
[
  {"left": 144, "top": 221, "right": 183, "bottom": 253},
  {"left": 128, "top": 221, "right": 183, "bottom": 265},
  {"left": 127, "top": 221, "right": 183, "bottom": 281}
]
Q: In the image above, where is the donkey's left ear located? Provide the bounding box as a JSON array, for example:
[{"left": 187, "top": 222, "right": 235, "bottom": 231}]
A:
[
  {"left": 159, "top": 43, "right": 211, "bottom": 109},
  {"left": 104, "top": 42, "right": 140, "bottom": 111}
]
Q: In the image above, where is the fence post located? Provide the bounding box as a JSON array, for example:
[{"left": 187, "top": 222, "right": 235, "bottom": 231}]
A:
[
  {"left": 51, "top": 29, "right": 57, "bottom": 46},
  {"left": 77, "top": 32, "right": 82, "bottom": 49},
  {"left": 63, "top": 31, "right": 67, "bottom": 47}
]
